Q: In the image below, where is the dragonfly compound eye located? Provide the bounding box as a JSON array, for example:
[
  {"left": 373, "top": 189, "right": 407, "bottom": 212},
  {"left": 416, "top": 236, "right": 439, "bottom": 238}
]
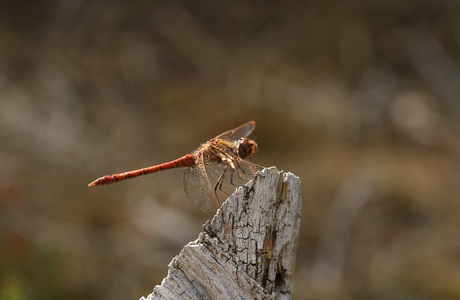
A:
[{"left": 237, "top": 138, "right": 258, "bottom": 159}]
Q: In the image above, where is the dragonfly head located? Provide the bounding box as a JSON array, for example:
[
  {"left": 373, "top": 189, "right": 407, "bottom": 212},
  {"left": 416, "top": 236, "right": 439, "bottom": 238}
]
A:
[{"left": 237, "top": 138, "right": 258, "bottom": 159}]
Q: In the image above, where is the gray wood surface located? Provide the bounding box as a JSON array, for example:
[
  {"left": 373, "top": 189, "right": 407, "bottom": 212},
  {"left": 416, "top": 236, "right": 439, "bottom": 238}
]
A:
[{"left": 141, "top": 167, "right": 302, "bottom": 300}]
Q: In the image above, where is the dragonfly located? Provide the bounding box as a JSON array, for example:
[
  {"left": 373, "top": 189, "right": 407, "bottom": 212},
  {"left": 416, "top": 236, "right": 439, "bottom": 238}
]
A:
[{"left": 88, "top": 120, "right": 262, "bottom": 212}]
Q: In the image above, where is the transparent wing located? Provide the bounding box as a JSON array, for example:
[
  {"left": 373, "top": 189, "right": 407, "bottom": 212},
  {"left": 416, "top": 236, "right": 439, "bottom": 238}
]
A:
[
  {"left": 183, "top": 165, "right": 215, "bottom": 212},
  {"left": 216, "top": 120, "right": 256, "bottom": 142},
  {"left": 183, "top": 144, "right": 262, "bottom": 212},
  {"left": 222, "top": 158, "right": 262, "bottom": 187},
  {"left": 183, "top": 160, "right": 260, "bottom": 212},
  {"left": 183, "top": 151, "right": 226, "bottom": 212}
]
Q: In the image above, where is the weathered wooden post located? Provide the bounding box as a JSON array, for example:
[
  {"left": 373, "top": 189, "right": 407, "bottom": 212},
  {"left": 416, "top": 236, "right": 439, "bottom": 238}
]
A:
[{"left": 141, "top": 167, "right": 302, "bottom": 300}]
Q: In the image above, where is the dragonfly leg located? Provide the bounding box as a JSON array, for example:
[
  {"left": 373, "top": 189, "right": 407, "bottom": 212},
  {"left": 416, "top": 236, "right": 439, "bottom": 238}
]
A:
[
  {"left": 232, "top": 162, "right": 253, "bottom": 184},
  {"left": 234, "top": 161, "right": 262, "bottom": 182},
  {"left": 229, "top": 163, "right": 253, "bottom": 186},
  {"left": 214, "top": 165, "right": 231, "bottom": 198},
  {"left": 229, "top": 167, "right": 239, "bottom": 186}
]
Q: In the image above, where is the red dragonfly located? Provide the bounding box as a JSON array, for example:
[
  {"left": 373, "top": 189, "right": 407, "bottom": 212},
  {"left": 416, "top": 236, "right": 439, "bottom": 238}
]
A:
[{"left": 88, "top": 121, "right": 262, "bottom": 212}]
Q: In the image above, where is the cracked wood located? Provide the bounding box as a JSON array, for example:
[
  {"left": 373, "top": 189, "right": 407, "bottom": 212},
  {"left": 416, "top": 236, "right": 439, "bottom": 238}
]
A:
[{"left": 141, "top": 167, "right": 302, "bottom": 300}]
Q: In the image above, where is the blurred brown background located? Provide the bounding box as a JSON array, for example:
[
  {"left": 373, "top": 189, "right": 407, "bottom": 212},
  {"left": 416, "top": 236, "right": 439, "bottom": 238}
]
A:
[{"left": 1, "top": 1, "right": 460, "bottom": 299}]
